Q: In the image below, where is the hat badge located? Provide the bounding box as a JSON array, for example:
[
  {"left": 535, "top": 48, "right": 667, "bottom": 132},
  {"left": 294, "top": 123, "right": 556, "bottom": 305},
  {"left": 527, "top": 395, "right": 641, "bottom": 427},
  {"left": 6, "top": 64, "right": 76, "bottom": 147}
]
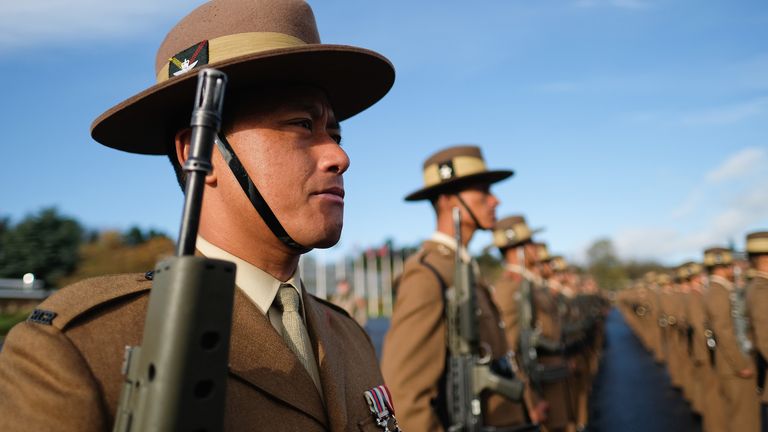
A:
[
  {"left": 438, "top": 162, "right": 454, "bottom": 181},
  {"left": 505, "top": 229, "right": 517, "bottom": 241}
]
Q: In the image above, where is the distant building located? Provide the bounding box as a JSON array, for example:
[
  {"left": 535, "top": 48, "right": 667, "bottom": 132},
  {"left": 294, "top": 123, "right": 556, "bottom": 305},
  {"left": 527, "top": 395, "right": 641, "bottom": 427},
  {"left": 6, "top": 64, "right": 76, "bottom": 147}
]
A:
[{"left": 0, "top": 275, "right": 51, "bottom": 314}]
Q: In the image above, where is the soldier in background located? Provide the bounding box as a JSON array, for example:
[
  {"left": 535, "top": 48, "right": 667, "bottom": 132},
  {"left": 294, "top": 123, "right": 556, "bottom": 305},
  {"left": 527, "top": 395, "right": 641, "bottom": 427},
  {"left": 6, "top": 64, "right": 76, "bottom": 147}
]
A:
[
  {"left": 703, "top": 246, "right": 760, "bottom": 432},
  {"left": 744, "top": 231, "right": 768, "bottom": 430},
  {"left": 329, "top": 278, "right": 367, "bottom": 327},
  {"left": 381, "top": 145, "right": 532, "bottom": 431},
  {"left": 551, "top": 256, "right": 592, "bottom": 431},
  {"left": 490, "top": 215, "right": 550, "bottom": 424},
  {"left": 676, "top": 261, "right": 726, "bottom": 432},
  {"left": 534, "top": 243, "right": 577, "bottom": 432}
]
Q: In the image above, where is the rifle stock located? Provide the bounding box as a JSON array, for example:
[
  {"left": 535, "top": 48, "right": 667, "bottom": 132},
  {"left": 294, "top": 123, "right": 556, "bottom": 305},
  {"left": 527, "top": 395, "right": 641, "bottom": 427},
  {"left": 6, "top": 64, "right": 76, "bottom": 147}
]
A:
[{"left": 113, "top": 69, "right": 236, "bottom": 432}]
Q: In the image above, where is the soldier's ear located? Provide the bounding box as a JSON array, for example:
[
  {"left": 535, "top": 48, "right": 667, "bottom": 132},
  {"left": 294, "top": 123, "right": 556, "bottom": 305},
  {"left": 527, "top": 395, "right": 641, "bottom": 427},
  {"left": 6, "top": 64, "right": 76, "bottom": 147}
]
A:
[{"left": 174, "top": 128, "right": 217, "bottom": 186}]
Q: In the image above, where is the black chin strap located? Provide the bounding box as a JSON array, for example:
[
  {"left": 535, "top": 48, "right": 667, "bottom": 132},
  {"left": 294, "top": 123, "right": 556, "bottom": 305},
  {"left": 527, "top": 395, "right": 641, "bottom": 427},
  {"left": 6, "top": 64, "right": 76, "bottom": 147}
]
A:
[
  {"left": 214, "top": 134, "right": 311, "bottom": 253},
  {"left": 455, "top": 193, "right": 487, "bottom": 231}
]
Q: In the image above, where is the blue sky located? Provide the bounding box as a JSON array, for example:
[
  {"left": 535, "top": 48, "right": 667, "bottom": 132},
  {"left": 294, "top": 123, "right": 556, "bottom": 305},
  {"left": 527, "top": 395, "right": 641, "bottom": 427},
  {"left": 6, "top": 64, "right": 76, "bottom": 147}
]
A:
[{"left": 1, "top": 0, "right": 767, "bottom": 266}]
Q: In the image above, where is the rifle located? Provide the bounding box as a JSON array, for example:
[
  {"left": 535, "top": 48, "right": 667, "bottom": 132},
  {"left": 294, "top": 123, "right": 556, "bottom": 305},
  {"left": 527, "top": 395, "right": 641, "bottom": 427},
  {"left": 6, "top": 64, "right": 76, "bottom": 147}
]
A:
[
  {"left": 113, "top": 69, "right": 236, "bottom": 432},
  {"left": 445, "top": 208, "right": 527, "bottom": 432},
  {"left": 516, "top": 250, "right": 568, "bottom": 391}
]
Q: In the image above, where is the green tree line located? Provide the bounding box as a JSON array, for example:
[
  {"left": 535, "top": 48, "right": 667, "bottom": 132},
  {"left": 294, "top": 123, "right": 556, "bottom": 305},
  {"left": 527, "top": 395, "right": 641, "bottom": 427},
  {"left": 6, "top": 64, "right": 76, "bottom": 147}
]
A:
[{"left": 0, "top": 208, "right": 174, "bottom": 289}]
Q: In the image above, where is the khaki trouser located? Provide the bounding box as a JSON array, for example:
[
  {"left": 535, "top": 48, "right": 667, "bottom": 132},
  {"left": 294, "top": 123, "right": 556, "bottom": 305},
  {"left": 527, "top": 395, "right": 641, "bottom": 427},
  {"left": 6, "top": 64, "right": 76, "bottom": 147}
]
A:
[
  {"left": 719, "top": 375, "right": 760, "bottom": 432},
  {"left": 701, "top": 367, "right": 727, "bottom": 432}
]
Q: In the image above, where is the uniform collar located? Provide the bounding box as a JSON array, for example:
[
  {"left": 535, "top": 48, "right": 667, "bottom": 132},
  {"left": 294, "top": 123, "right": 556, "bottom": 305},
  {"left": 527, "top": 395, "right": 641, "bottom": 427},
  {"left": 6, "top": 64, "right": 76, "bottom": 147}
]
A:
[
  {"left": 505, "top": 263, "right": 534, "bottom": 280},
  {"left": 196, "top": 236, "right": 302, "bottom": 315},
  {"left": 749, "top": 270, "right": 768, "bottom": 280},
  {"left": 709, "top": 274, "right": 734, "bottom": 291},
  {"left": 431, "top": 231, "right": 472, "bottom": 263}
]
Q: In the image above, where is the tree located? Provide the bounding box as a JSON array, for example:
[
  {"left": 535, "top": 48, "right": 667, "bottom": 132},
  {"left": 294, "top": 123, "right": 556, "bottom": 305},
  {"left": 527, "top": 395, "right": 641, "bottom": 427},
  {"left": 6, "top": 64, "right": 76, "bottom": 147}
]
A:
[
  {"left": 58, "top": 231, "right": 174, "bottom": 287},
  {"left": 585, "top": 238, "right": 628, "bottom": 291},
  {"left": 0, "top": 208, "right": 84, "bottom": 286}
]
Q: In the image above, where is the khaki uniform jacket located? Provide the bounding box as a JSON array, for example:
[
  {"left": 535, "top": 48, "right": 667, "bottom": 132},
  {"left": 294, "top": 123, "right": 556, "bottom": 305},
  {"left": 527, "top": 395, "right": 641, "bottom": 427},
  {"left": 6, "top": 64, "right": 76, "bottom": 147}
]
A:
[
  {"left": 381, "top": 241, "right": 527, "bottom": 432},
  {"left": 688, "top": 290, "right": 710, "bottom": 367},
  {"left": 492, "top": 272, "right": 523, "bottom": 353},
  {"left": 746, "top": 273, "right": 768, "bottom": 403},
  {"left": 705, "top": 278, "right": 753, "bottom": 376},
  {"left": 0, "top": 273, "right": 388, "bottom": 431}
]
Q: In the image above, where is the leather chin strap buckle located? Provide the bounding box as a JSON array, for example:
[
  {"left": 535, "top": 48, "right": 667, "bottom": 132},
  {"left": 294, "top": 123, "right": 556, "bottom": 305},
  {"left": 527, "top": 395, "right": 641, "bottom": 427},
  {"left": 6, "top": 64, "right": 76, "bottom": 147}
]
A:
[{"left": 214, "top": 134, "right": 311, "bottom": 254}]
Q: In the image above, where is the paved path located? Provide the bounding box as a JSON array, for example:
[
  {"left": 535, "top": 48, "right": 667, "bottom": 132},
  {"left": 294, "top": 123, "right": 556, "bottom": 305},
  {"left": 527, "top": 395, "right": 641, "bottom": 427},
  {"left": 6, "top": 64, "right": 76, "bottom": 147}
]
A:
[{"left": 587, "top": 308, "right": 701, "bottom": 432}]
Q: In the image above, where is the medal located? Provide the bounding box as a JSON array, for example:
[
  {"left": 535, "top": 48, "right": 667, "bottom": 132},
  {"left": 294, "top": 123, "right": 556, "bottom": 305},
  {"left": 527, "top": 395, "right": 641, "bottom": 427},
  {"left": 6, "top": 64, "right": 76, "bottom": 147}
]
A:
[{"left": 363, "top": 385, "right": 401, "bottom": 431}]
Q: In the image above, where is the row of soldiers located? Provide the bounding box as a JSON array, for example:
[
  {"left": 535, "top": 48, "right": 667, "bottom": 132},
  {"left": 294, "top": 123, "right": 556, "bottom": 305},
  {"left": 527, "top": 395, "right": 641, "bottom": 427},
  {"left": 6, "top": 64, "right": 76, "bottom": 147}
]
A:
[
  {"left": 381, "top": 145, "right": 609, "bottom": 431},
  {"left": 618, "top": 233, "right": 768, "bottom": 432}
]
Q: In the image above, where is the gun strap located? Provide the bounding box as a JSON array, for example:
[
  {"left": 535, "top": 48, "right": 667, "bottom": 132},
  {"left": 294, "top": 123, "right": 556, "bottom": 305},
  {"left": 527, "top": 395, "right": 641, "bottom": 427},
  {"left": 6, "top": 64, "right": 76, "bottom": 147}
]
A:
[
  {"left": 757, "top": 351, "right": 767, "bottom": 394},
  {"left": 214, "top": 135, "right": 311, "bottom": 253}
]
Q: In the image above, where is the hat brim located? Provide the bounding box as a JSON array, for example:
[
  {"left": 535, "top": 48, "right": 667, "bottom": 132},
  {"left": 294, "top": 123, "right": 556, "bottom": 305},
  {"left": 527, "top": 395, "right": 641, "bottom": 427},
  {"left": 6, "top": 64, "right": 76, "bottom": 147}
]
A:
[
  {"left": 404, "top": 170, "right": 513, "bottom": 202},
  {"left": 91, "top": 44, "right": 395, "bottom": 155}
]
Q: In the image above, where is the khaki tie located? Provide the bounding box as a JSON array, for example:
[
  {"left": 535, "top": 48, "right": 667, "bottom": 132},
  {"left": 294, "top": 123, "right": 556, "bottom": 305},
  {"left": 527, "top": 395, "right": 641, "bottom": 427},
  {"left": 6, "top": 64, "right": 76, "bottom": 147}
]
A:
[{"left": 277, "top": 284, "right": 322, "bottom": 393}]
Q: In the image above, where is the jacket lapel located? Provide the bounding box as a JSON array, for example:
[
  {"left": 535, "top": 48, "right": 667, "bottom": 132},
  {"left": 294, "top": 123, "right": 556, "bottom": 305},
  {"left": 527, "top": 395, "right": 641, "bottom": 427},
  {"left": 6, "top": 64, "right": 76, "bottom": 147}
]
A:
[
  {"left": 228, "top": 288, "right": 327, "bottom": 427},
  {"left": 304, "top": 291, "right": 350, "bottom": 431}
]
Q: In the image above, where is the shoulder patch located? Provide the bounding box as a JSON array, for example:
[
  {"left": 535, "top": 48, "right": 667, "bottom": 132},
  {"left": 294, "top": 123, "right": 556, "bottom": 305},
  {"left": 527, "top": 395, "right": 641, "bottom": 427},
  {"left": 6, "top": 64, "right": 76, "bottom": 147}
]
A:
[
  {"left": 311, "top": 295, "right": 352, "bottom": 319},
  {"left": 27, "top": 309, "right": 57, "bottom": 325}
]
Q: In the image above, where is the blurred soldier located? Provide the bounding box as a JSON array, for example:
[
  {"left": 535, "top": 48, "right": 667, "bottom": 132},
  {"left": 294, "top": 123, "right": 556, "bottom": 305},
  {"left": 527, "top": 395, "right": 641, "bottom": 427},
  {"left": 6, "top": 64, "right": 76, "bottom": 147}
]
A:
[
  {"left": 0, "top": 1, "right": 397, "bottom": 430},
  {"left": 679, "top": 261, "right": 728, "bottom": 432},
  {"left": 535, "top": 243, "right": 577, "bottom": 432},
  {"left": 744, "top": 231, "right": 768, "bottom": 429},
  {"left": 490, "top": 215, "right": 550, "bottom": 424},
  {"left": 329, "top": 278, "right": 367, "bottom": 327},
  {"left": 657, "top": 273, "right": 683, "bottom": 388},
  {"left": 381, "top": 145, "right": 533, "bottom": 431},
  {"left": 703, "top": 247, "right": 760, "bottom": 432},
  {"left": 644, "top": 271, "right": 667, "bottom": 364},
  {"left": 552, "top": 256, "right": 592, "bottom": 431}
]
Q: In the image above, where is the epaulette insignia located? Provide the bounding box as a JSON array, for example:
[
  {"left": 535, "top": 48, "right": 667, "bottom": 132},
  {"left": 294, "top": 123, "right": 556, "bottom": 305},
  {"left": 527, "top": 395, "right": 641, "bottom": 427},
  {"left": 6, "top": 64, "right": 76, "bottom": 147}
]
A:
[
  {"left": 28, "top": 309, "right": 57, "bottom": 325},
  {"left": 144, "top": 271, "right": 154, "bottom": 281}
]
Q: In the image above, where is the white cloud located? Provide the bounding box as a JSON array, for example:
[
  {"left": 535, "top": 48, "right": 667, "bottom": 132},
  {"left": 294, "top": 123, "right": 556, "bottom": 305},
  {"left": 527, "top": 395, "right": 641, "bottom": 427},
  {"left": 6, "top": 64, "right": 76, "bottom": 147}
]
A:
[
  {"left": 706, "top": 147, "right": 766, "bottom": 183},
  {"left": 681, "top": 97, "right": 768, "bottom": 126},
  {"left": 0, "top": 0, "right": 206, "bottom": 50},
  {"left": 613, "top": 176, "right": 768, "bottom": 262}
]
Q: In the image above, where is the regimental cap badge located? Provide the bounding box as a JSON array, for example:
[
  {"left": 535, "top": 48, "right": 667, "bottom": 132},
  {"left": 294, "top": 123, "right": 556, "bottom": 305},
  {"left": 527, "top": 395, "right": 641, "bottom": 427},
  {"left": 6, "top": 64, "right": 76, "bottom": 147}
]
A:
[
  {"left": 437, "top": 161, "right": 455, "bottom": 181},
  {"left": 363, "top": 385, "right": 401, "bottom": 431},
  {"left": 168, "top": 40, "right": 209, "bottom": 78}
]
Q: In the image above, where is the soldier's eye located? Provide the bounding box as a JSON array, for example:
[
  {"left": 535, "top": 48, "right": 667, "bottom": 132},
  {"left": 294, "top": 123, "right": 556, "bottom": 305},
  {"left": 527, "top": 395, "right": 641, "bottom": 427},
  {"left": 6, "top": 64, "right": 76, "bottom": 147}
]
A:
[{"left": 293, "top": 119, "right": 313, "bottom": 130}]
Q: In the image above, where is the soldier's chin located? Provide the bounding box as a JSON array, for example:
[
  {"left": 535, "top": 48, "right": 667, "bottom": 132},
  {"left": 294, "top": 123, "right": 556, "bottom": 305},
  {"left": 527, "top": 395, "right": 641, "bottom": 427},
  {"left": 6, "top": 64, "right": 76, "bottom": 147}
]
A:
[{"left": 298, "top": 223, "right": 343, "bottom": 250}]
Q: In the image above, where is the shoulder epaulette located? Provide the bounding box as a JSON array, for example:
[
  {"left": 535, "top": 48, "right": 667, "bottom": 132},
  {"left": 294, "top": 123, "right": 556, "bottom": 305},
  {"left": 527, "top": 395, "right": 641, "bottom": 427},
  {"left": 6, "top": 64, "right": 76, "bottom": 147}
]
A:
[{"left": 34, "top": 272, "right": 153, "bottom": 330}]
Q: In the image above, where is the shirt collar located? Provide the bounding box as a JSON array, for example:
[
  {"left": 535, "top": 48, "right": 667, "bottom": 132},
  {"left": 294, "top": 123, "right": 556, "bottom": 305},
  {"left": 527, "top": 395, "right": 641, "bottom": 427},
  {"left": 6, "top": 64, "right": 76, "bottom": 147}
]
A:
[
  {"left": 430, "top": 231, "right": 471, "bottom": 263},
  {"left": 196, "top": 236, "right": 301, "bottom": 315}
]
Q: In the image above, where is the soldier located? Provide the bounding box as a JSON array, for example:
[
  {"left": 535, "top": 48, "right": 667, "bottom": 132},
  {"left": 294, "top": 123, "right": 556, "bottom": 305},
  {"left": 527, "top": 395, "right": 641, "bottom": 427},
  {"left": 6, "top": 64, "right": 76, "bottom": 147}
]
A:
[
  {"left": 0, "top": 1, "right": 398, "bottom": 430},
  {"left": 680, "top": 261, "right": 727, "bottom": 432},
  {"left": 703, "top": 246, "right": 761, "bottom": 432},
  {"left": 490, "top": 215, "right": 550, "bottom": 424},
  {"left": 551, "top": 256, "right": 592, "bottom": 431},
  {"left": 329, "top": 278, "right": 367, "bottom": 327},
  {"left": 744, "top": 231, "right": 768, "bottom": 429},
  {"left": 381, "top": 145, "right": 533, "bottom": 431},
  {"left": 534, "top": 243, "right": 577, "bottom": 432}
]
